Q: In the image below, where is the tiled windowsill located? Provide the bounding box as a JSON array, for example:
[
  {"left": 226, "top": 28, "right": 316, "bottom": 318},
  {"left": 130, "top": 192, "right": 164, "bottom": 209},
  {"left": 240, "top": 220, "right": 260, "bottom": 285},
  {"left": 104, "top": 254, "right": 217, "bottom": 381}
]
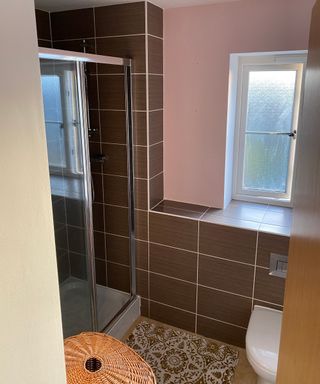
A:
[{"left": 152, "top": 200, "right": 292, "bottom": 237}]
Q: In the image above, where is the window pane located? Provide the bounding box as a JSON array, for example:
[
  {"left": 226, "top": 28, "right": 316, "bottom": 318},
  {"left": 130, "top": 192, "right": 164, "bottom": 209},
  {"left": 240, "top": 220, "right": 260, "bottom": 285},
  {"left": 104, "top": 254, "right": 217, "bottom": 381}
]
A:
[
  {"left": 243, "top": 134, "right": 291, "bottom": 193},
  {"left": 246, "top": 71, "right": 296, "bottom": 133}
]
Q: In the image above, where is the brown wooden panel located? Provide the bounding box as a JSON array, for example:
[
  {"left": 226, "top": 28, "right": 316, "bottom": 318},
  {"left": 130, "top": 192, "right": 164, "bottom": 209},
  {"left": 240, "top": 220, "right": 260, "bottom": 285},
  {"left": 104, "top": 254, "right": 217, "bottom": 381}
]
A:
[{"left": 277, "top": 2, "right": 320, "bottom": 382}]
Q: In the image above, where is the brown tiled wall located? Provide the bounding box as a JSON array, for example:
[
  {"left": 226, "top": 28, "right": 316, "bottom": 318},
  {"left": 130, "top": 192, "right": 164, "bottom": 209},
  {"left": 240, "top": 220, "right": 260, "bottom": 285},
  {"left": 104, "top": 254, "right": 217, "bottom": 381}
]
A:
[
  {"left": 35, "top": 9, "right": 52, "bottom": 47},
  {"left": 45, "top": 2, "right": 164, "bottom": 289},
  {"left": 143, "top": 211, "right": 289, "bottom": 347}
]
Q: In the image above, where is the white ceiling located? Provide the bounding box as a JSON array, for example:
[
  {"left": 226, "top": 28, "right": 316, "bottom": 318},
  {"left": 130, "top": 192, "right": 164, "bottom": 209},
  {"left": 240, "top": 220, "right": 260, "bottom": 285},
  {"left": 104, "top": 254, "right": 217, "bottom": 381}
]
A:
[{"left": 35, "top": 0, "right": 240, "bottom": 12}]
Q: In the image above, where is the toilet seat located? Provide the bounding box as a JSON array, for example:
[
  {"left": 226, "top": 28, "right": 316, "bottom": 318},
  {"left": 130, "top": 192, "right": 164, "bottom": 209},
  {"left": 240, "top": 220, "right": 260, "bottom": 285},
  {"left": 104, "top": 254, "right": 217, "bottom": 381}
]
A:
[{"left": 246, "top": 306, "right": 282, "bottom": 382}]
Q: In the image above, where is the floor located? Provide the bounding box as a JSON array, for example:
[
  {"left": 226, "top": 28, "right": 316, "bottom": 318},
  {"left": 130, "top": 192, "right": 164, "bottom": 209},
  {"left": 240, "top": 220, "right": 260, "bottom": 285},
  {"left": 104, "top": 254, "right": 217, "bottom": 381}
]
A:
[
  {"left": 60, "top": 277, "right": 130, "bottom": 338},
  {"left": 123, "top": 317, "right": 257, "bottom": 384}
]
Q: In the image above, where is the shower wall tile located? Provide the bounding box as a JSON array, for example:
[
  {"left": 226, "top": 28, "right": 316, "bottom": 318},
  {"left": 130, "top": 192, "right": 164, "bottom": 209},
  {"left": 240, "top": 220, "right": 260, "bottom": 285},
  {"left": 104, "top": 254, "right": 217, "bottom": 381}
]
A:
[
  {"left": 149, "top": 110, "right": 163, "bottom": 145},
  {"left": 104, "top": 205, "right": 129, "bottom": 237},
  {"left": 147, "top": 2, "right": 163, "bottom": 38},
  {"left": 136, "top": 269, "right": 149, "bottom": 298},
  {"left": 107, "top": 262, "right": 130, "bottom": 292},
  {"left": 148, "top": 75, "right": 163, "bottom": 110},
  {"left": 95, "top": 2, "right": 145, "bottom": 37},
  {"left": 149, "top": 172, "right": 164, "bottom": 209},
  {"left": 38, "top": 40, "right": 52, "bottom": 48},
  {"left": 98, "top": 75, "right": 125, "bottom": 110},
  {"left": 133, "top": 112, "right": 148, "bottom": 146},
  {"left": 135, "top": 179, "right": 148, "bottom": 210},
  {"left": 106, "top": 234, "right": 130, "bottom": 265},
  {"left": 35, "top": 9, "right": 51, "bottom": 41},
  {"left": 51, "top": 8, "right": 94, "bottom": 40},
  {"left": 100, "top": 111, "right": 127, "bottom": 144},
  {"left": 135, "top": 210, "right": 148, "bottom": 241},
  {"left": 132, "top": 75, "right": 147, "bottom": 110},
  {"left": 95, "top": 259, "right": 107, "bottom": 286},
  {"left": 53, "top": 39, "right": 96, "bottom": 54},
  {"left": 148, "top": 36, "right": 163, "bottom": 74},
  {"left": 70, "top": 252, "right": 88, "bottom": 280},
  {"left": 134, "top": 146, "right": 148, "bottom": 179},
  {"left": 96, "top": 36, "right": 146, "bottom": 73},
  {"left": 92, "top": 203, "right": 104, "bottom": 232},
  {"left": 136, "top": 240, "right": 148, "bottom": 270},
  {"left": 94, "top": 231, "right": 106, "bottom": 260},
  {"left": 149, "top": 142, "right": 163, "bottom": 178},
  {"left": 102, "top": 144, "right": 128, "bottom": 176},
  {"left": 103, "top": 175, "right": 128, "bottom": 207}
]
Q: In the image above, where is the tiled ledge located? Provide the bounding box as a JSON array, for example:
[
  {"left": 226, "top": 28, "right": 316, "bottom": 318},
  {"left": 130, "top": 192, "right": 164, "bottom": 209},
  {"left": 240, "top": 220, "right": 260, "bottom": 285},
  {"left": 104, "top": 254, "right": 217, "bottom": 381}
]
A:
[{"left": 152, "top": 200, "right": 292, "bottom": 237}]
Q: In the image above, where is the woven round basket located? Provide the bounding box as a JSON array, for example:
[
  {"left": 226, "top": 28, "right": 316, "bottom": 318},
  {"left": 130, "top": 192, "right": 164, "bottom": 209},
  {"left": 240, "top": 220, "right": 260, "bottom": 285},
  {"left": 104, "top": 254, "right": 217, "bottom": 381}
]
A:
[{"left": 64, "top": 332, "right": 156, "bottom": 384}]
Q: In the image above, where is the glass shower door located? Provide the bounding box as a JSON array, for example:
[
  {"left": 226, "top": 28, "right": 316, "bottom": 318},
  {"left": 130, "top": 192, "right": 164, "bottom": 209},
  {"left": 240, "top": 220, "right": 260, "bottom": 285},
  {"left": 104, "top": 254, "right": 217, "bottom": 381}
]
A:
[{"left": 40, "top": 59, "right": 96, "bottom": 338}]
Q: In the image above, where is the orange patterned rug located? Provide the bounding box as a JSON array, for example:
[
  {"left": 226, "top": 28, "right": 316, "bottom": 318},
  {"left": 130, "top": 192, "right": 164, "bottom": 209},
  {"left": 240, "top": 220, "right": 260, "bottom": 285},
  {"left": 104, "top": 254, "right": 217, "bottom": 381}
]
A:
[{"left": 126, "top": 320, "right": 239, "bottom": 384}]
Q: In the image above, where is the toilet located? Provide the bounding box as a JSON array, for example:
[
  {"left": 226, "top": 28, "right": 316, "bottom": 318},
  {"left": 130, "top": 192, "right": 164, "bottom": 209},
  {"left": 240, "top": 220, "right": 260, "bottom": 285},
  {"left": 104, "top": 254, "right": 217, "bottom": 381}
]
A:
[{"left": 246, "top": 305, "right": 282, "bottom": 384}]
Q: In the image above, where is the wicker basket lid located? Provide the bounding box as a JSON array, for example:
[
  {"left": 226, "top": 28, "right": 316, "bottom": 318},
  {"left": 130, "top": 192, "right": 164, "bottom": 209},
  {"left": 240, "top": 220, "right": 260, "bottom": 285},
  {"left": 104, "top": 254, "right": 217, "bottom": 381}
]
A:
[{"left": 64, "top": 332, "right": 156, "bottom": 384}]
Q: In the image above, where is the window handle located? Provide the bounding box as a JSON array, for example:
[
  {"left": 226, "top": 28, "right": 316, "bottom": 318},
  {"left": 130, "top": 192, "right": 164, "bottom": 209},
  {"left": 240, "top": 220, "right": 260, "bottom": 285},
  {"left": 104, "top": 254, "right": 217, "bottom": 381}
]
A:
[{"left": 288, "top": 130, "right": 297, "bottom": 139}]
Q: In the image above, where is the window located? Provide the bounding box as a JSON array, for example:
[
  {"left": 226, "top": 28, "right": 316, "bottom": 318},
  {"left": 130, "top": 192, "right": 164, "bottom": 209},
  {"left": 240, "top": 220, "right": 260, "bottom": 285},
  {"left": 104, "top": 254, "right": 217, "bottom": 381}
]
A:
[{"left": 233, "top": 53, "right": 306, "bottom": 206}]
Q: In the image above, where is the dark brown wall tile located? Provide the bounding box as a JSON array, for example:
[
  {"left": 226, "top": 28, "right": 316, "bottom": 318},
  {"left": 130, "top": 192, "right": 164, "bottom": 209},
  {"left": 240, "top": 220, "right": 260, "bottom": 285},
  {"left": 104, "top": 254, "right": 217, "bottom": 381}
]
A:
[
  {"left": 53, "top": 38, "right": 96, "bottom": 53},
  {"left": 38, "top": 39, "right": 52, "bottom": 48},
  {"left": 52, "top": 197, "right": 66, "bottom": 224},
  {"left": 57, "top": 249, "right": 70, "bottom": 283},
  {"left": 95, "top": 259, "right": 107, "bottom": 286},
  {"left": 150, "top": 243, "right": 197, "bottom": 282},
  {"left": 106, "top": 234, "right": 130, "bottom": 265},
  {"left": 197, "top": 316, "right": 246, "bottom": 348},
  {"left": 254, "top": 267, "right": 286, "bottom": 305},
  {"left": 89, "top": 110, "right": 100, "bottom": 143},
  {"left": 149, "top": 75, "right": 163, "bottom": 110},
  {"left": 105, "top": 205, "right": 129, "bottom": 236},
  {"left": 100, "top": 111, "right": 126, "bottom": 144},
  {"left": 147, "top": 2, "right": 163, "bottom": 38},
  {"left": 65, "top": 198, "right": 84, "bottom": 227},
  {"left": 153, "top": 201, "right": 207, "bottom": 219},
  {"left": 104, "top": 175, "right": 128, "bottom": 206},
  {"left": 90, "top": 142, "right": 103, "bottom": 173},
  {"left": 137, "top": 269, "right": 148, "bottom": 298},
  {"left": 200, "top": 222, "right": 257, "bottom": 264},
  {"left": 95, "top": 2, "right": 145, "bottom": 37},
  {"left": 98, "top": 75, "right": 125, "bottom": 110},
  {"left": 141, "top": 298, "right": 149, "bottom": 317},
  {"left": 92, "top": 203, "right": 104, "bottom": 232},
  {"left": 134, "top": 146, "right": 148, "bottom": 179},
  {"left": 35, "top": 9, "right": 51, "bottom": 41},
  {"left": 136, "top": 240, "right": 148, "bottom": 270},
  {"left": 199, "top": 255, "right": 254, "bottom": 297},
  {"left": 51, "top": 8, "right": 94, "bottom": 40},
  {"left": 150, "top": 212, "right": 198, "bottom": 252},
  {"left": 55, "top": 224, "right": 68, "bottom": 250},
  {"left": 149, "top": 110, "right": 163, "bottom": 145},
  {"left": 91, "top": 173, "right": 103, "bottom": 203},
  {"left": 97, "top": 36, "right": 146, "bottom": 73},
  {"left": 94, "top": 231, "right": 106, "bottom": 260},
  {"left": 150, "top": 273, "right": 196, "bottom": 312},
  {"left": 133, "top": 112, "right": 147, "bottom": 145},
  {"left": 149, "top": 142, "right": 163, "bottom": 178},
  {"left": 102, "top": 144, "right": 127, "bottom": 176},
  {"left": 107, "top": 262, "right": 130, "bottom": 292},
  {"left": 136, "top": 210, "right": 148, "bottom": 241},
  {"left": 148, "top": 36, "right": 163, "bottom": 74},
  {"left": 87, "top": 75, "right": 99, "bottom": 109},
  {"left": 150, "top": 301, "right": 196, "bottom": 333},
  {"left": 133, "top": 75, "right": 147, "bottom": 110},
  {"left": 198, "top": 286, "right": 252, "bottom": 327},
  {"left": 257, "top": 232, "right": 290, "bottom": 267},
  {"left": 150, "top": 172, "right": 164, "bottom": 208},
  {"left": 135, "top": 179, "right": 148, "bottom": 210}
]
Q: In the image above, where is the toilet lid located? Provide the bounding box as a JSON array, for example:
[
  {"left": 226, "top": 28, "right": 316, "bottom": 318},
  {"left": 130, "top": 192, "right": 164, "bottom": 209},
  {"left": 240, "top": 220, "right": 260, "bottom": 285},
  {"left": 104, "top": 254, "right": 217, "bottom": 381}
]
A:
[{"left": 246, "top": 306, "right": 283, "bottom": 375}]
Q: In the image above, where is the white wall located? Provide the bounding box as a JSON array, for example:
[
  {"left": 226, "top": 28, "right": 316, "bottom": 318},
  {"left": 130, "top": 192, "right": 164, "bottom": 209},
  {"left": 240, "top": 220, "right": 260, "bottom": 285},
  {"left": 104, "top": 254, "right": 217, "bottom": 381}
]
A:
[{"left": 0, "top": 1, "right": 66, "bottom": 382}]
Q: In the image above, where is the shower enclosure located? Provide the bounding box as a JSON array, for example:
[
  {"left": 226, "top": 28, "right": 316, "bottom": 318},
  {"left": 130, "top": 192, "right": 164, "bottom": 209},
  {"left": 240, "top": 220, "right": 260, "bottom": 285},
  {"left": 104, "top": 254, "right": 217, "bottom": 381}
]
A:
[{"left": 39, "top": 48, "right": 137, "bottom": 338}]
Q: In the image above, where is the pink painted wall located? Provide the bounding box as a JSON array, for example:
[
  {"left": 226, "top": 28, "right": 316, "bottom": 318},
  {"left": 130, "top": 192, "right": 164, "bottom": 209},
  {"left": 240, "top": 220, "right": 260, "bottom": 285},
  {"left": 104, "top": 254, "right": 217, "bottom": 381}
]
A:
[{"left": 164, "top": 0, "right": 314, "bottom": 208}]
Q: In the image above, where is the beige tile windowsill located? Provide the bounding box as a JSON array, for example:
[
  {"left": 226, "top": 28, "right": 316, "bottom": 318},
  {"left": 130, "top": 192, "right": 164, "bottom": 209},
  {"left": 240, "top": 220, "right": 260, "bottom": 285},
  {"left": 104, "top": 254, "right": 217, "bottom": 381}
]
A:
[{"left": 152, "top": 199, "right": 292, "bottom": 237}]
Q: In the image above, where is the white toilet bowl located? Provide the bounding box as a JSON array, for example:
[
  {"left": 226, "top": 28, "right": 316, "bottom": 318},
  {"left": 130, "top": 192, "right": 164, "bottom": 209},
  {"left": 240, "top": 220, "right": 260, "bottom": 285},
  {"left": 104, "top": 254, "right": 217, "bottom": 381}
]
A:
[{"left": 246, "top": 305, "right": 282, "bottom": 384}]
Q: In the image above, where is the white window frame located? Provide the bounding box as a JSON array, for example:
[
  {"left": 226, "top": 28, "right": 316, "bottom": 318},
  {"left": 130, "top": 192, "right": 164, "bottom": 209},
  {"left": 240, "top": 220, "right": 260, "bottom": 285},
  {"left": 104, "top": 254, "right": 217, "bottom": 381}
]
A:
[{"left": 232, "top": 52, "right": 306, "bottom": 206}]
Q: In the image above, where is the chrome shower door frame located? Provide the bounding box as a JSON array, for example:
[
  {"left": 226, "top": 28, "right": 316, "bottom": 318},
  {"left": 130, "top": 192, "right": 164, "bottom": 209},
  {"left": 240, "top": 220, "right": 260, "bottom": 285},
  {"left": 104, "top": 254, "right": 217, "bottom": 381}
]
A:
[{"left": 39, "top": 48, "right": 136, "bottom": 333}]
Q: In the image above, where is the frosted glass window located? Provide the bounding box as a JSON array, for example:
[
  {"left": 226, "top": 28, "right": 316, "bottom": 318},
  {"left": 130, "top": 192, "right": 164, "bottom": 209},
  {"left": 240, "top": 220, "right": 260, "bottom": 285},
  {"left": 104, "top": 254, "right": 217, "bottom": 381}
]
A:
[
  {"left": 232, "top": 54, "right": 305, "bottom": 204},
  {"left": 243, "top": 71, "right": 296, "bottom": 193}
]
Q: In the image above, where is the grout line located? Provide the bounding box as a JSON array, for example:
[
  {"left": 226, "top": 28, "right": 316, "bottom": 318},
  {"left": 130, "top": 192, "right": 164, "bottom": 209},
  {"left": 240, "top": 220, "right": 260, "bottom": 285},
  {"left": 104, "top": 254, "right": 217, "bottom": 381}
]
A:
[
  {"left": 149, "top": 300, "right": 247, "bottom": 330},
  {"left": 149, "top": 140, "right": 163, "bottom": 148},
  {"left": 148, "top": 240, "right": 198, "bottom": 254},
  {"left": 148, "top": 270, "right": 253, "bottom": 300},
  {"left": 195, "top": 220, "right": 200, "bottom": 333},
  {"left": 251, "top": 231, "right": 259, "bottom": 311},
  {"left": 150, "top": 199, "right": 164, "bottom": 211},
  {"left": 107, "top": 260, "right": 130, "bottom": 269},
  {"left": 147, "top": 33, "right": 163, "bottom": 41},
  {"left": 145, "top": 0, "right": 151, "bottom": 319},
  {"left": 149, "top": 170, "right": 163, "bottom": 181}
]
